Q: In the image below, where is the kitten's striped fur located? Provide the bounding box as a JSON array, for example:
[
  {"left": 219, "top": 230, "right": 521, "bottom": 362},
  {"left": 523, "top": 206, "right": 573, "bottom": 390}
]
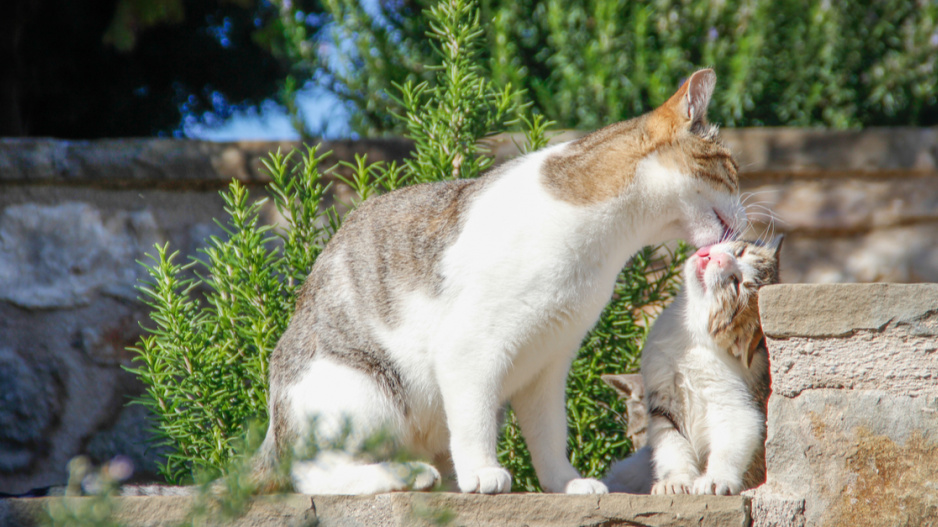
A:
[{"left": 255, "top": 69, "right": 747, "bottom": 495}]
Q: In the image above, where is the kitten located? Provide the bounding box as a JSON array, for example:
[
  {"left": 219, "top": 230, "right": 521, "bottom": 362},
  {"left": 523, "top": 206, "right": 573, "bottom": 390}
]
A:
[
  {"left": 254, "top": 69, "right": 747, "bottom": 495},
  {"left": 603, "top": 237, "right": 783, "bottom": 495}
]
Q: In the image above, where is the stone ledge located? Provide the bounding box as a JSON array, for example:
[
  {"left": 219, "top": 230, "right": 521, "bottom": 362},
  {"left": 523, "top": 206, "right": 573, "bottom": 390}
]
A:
[
  {"left": 0, "top": 493, "right": 751, "bottom": 527},
  {"left": 759, "top": 283, "right": 938, "bottom": 338},
  {"left": 2, "top": 128, "right": 936, "bottom": 187},
  {"left": 0, "top": 138, "right": 413, "bottom": 188}
]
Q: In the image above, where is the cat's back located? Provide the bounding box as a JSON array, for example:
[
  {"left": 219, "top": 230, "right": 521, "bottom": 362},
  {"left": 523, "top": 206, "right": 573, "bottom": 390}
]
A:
[{"left": 296, "top": 175, "right": 493, "bottom": 316}]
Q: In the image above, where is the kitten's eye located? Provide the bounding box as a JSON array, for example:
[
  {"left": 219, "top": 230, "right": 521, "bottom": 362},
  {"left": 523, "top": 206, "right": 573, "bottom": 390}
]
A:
[
  {"left": 735, "top": 246, "right": 746, "bottom": 257},
  {"left": 731, "top": 275, "right": 740, "bottom": 292}
]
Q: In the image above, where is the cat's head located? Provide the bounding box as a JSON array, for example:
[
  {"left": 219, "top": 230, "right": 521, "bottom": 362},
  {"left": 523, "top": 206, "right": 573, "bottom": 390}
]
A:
[
  {"left": 639, "top": 69, "right": 746, "bottom": 248},
  {"left": 683, "top": 236, "right": 783, "bottom": 366},
  {"left": 542, "top": 68, "right": 745, "bottom": 247}
]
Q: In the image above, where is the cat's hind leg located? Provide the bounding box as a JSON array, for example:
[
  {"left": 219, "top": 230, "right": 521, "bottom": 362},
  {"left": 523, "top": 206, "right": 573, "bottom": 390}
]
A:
[
  {"left": 284, "top": 358, "right": 441, "bottom": 495},
  {"left": 292, "top": 453, "right": 440, "bottom": 495}
]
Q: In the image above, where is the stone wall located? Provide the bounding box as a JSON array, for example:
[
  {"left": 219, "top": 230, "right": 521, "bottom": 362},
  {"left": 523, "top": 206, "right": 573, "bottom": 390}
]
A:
[
  {"left": 748, "top": 283, "right": 938, "bottom": 526},
  {"left": 0, "top": 129, "right": 935, "bottom": 494},
  {"left": 0, "top": 138, "right": 411, "bottom": 493}
]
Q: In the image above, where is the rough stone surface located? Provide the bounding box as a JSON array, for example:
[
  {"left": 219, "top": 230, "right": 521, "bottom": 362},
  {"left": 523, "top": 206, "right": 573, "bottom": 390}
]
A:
[
  {"left": 0, "top": 202, "right": 161, "bottom": 309},
  {"left": 763, "top": 391, "right": 938, "bottom": 526},
  {"left": 0, "top": 138, "right": 413, "bottom": 186},
  {"left": 760, "top": 283, "right": 938, "bottom": 338},
  {"left": 0, "top": 493, "right": 750, "bottom": 527},
  {"left": 752, "top": 283, "right": 938, "bottom": 527},
  {"left": 742, "top": 488, "right": 805, "bottom": 527}
]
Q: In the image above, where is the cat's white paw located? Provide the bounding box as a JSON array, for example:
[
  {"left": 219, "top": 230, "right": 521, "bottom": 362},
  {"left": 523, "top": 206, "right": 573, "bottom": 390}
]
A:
[
  {"left": 651, "top": 476, "right": 693, "bottom": 495},
  {"left": 564, "top": 478, "right": 608, "bottom": 495},
  {"left": 405, "top": 462, "right": 442, "bottom": 491},
  {"left": 691, "top": 475, "right": 740, "bottom": 496},
  {"left": 459, "top": 467, "right": 512, "bottom": 494}
]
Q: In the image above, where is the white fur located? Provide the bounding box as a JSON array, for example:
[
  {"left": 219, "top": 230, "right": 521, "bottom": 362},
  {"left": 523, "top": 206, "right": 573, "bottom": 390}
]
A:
[
  {"left": 605, "top": 242, "right": 765, "bottom": 496},
  {"left": 289, "top": 143, "right": 744, "bottom": 495}
]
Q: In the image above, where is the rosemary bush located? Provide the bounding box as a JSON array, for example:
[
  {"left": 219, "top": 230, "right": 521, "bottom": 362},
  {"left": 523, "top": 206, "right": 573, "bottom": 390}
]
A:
[{"left": 131, "top": 0, "right": 687, "bottom": 490}]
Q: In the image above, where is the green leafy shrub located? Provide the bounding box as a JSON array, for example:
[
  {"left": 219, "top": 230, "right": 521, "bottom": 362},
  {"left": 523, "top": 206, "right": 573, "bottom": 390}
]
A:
[
  {"left": 297, "top": 0, "right": 938, "bottom": 134},
  {"left": 128, "top": 146, "right": 339, "bottom": 482},
  {"left": 130, "top": 0, "right": 687, "bottom": 490}
]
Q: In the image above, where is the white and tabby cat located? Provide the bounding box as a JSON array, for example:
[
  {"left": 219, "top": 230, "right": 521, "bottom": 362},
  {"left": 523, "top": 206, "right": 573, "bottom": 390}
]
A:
[
  {"left": 254, "top": 69, "right": 747, "bottom": 495},
  {"left": 603, "top": 236, "right": 783, "bottom": 495}
]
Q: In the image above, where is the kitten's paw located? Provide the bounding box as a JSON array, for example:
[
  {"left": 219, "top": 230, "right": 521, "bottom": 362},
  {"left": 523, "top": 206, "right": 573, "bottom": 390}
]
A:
[
  {"left": 651, "top": 476, "right": 693, "bottom": 495},
  {"left": 565, "top": 478, "right": 608, "bottom": 495},
  {"left": 459, "top": 467, "right": 512, "bottom": 494},
  {"left": 404, "top": 462, "right": 441, "bottom": 491},
  {"left": 691, "top": 475, "right": 740, "bottom": 496}
]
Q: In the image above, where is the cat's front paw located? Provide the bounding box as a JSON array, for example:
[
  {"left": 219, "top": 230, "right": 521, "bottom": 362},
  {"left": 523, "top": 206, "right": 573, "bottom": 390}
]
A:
[
  {"left": 565, "top": 478, "right": 608, "bottom": 495},
  {"left": 651, "top": 475, "right": 693, "bottom": 495},
  {"left": 459, "top": 467, "right": 512, "bottom": 494},
  {"left": 691, "top": 475, "right": 741, "bottom": 496}
]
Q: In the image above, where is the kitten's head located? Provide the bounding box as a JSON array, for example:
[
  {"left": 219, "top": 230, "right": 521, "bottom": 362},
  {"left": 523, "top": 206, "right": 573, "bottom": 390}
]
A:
[
  {"left": 641, "top": 69, "right": 746, "bottom": 248},
  {"left": 683, "top": 236, "right": 783, "bottom": 366}
]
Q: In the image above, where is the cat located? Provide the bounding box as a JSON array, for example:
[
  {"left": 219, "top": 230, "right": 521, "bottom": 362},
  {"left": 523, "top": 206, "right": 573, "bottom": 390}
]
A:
[
  {"left": 253, "top": 68, "right": 746, "bottom": 496},
  {"left": 602, "top": 236, "right": 783, "bottom": 495}
]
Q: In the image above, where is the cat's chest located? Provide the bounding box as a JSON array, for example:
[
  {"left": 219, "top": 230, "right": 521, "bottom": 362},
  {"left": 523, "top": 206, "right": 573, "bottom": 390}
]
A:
[{"left": 676, "top": 345, "right": 757, "bottom": 402}]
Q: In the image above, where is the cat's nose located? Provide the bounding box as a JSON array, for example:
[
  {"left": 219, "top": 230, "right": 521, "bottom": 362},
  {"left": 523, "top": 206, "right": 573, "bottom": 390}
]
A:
[{"left": 713, "top": 252, "right": 732, "bottom": 269}]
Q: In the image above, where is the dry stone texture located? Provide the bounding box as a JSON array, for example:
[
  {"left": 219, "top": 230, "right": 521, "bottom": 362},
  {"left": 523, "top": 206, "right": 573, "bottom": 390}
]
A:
[
  {"left": 0, "top": 492, "right": 750, "bottom": 527},
  {"left": 751, "top": 284, "right": 938, "bottom": 527}
]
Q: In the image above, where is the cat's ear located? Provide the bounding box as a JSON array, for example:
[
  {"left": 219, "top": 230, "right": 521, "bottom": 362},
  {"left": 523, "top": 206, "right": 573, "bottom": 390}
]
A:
[
  {"left": 601, "top": 373, "right": 644, "bottom": 401},
  {"left": 661, "top": 68, "right": 716, "bottom": 127}
]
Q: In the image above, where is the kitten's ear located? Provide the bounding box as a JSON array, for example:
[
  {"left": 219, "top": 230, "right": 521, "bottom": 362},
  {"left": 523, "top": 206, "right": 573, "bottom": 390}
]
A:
[
  {"left": 601, "top": 374, "right": 644, "bottom": 401},
  {"left": 768, "top": 234, "right": 785, "bottom": 260},
  {"left": 744, "top": 326, "right": 765, "bottom": 369},
  {"left": 661, "top": 68, "right": 716, "bottom": 127}
]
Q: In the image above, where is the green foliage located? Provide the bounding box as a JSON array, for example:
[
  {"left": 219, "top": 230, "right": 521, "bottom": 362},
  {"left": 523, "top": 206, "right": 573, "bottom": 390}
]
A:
[
  {"left": 393, "top": 0, "right": 522, "bottom": 182},
  {"left": 128, "top": 147, "right": 339, "bottom": 482},
  {"left": 130, "top": 0, "right": 689, "bottom": 491},
  {"left": 288, "top": 0, "right": 938, "bottom": 132}
]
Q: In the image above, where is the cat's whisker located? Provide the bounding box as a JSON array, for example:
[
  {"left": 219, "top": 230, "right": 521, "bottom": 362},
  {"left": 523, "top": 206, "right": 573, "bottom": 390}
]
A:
[
  {"left": 743, "top": 204, "right": 786, "bottom": 228},
  {"left": 746, "top": 212, "right": 784, "bottom": 225},
  {"left": 740, "top": 189, "right": 779, "bottom": 202}
]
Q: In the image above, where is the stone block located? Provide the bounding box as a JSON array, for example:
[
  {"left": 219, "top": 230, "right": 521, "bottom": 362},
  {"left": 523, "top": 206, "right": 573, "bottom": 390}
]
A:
[
  {"left": 753, "top": 284, "right": 938, "bottom": 527},
  {"left": 0, "top": 493, "right": 751, "bottom": 527}
]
